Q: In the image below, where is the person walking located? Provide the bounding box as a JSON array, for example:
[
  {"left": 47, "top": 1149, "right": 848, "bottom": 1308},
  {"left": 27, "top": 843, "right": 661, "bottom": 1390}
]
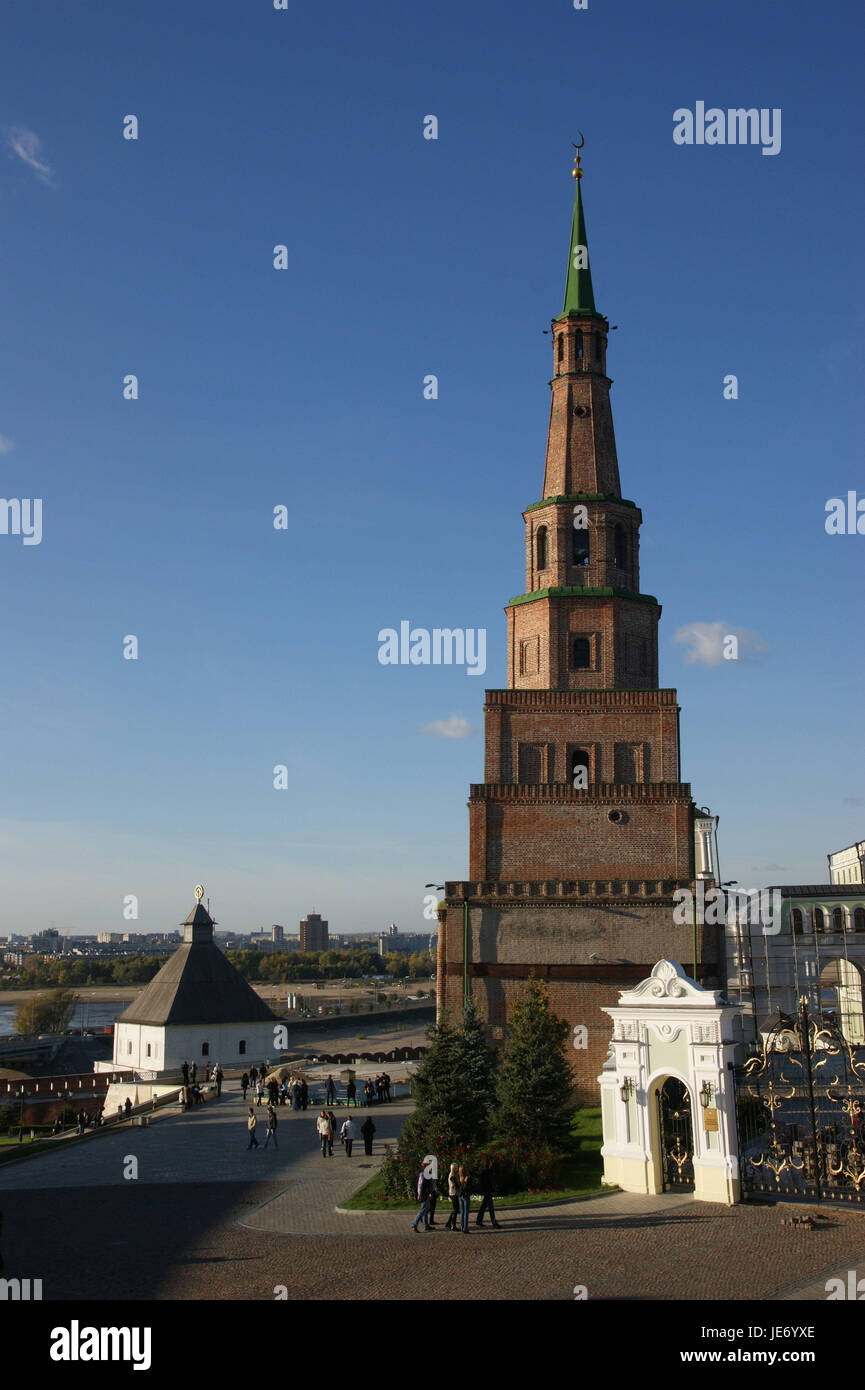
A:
[
  {"left": 249, "top": 1065, "right": 258, "bottom": 1089},
  {"left": 316, "top": 1109, "right": 331, "bottom": 1158},
  {"left": 444, "top": 1162, "right": 460, "bottom": 1230},
  {"left": 291, "top": 1081, "right": 302, "bottom": 1111},
  {"left": 382, "top": 1072, "right": 391, "bottom": 1102},
  {"left": 412, "top": 1167, "right": 433, "bottom": 1232},
  {"left": 214, "top": 1063, "right": 223, "bottom": 1096},
  {"left": 190, "top": 1062, "right": 197, "bottom": 1084},
  {"left": 375, "top": 1075, "right": 384, "bottom": 1104},
  {"left": 360, "top": 1116, "right": 375, "bottom": 1156},
  {"left": 256, "top": 1079, "right": 264, "bottom": 1106},
  {"left": 427, "top": 1171, "right": 440, "bottom": 1226},
  {"left": 181, "top": 1061, "right": 189, "bottom": 1087},
  {"left": 458, "top": 1166, "right": 471, "bottom": 1233},
  {"left": 364, "top": 1079, "right": 375, "bottom": 1106},
  {"left": 325, "top": 1074, "right": 336, "bottom": 1105},
  {"left": 246, "top": 1107, "right": 259, "bottom": 1150},
  {"left": 340, "top": 1116, "right": 355, "bottom": 1157},
  {"left": 300, "top": 1079, "right": 309, "bottom": 1111},
  {"left": 326, "top": 1109, "right": 336, "bottom": 1156},
  {"left": 346, "top": 1079, "right": 357, "bottom": 1107},
  {"left": 241, "top": 1071, "right": 249, "bottom": 1100},
  {"left": 476, "top": 1163, "right": 501, "bottom": 1228},
  {"left": 263, "top": 1105, "right": 279, "bottom": 1150}
]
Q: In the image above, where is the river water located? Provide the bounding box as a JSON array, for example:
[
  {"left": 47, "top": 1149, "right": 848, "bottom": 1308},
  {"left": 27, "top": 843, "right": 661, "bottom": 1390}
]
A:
[{"left": 0, "top": 1000, "right": 126, "bottom": 1035}]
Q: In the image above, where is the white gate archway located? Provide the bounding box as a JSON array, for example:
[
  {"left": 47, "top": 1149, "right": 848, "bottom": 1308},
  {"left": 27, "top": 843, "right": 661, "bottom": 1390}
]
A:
[{"left": 599, "top": 959, "right": 742, "bottom": 1204}]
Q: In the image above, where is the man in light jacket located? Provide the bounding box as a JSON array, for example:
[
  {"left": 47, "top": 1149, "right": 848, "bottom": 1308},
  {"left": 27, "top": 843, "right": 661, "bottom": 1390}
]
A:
[{"left": 316, "top": 1109, "right": 331, "bottom": 1158}]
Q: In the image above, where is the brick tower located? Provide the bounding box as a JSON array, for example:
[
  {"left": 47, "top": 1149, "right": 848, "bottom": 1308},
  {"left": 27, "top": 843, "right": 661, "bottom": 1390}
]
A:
[{"left": 436, "top": 148, "right": 721, "bottom": 1100}]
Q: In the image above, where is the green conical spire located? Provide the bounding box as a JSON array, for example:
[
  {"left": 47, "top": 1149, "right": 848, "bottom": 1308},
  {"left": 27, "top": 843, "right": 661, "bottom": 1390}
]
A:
[{"left": 560, "top": 144, "right": 596, "bottom": 316}]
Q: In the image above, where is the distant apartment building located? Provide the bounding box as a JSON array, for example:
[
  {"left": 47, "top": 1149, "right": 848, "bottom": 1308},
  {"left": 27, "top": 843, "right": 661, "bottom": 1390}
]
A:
[
  {"left": 829, "top": 840, "right": 865, "bottom": 885},
  {"left": 377, "top": 923, "right": 436, "bottom": 956},
  {"left": 300, "top": 913, "right": 328, "bottom": 952},
  {"left": 31, "top": 928, "right": 63, "bottom": 954}
]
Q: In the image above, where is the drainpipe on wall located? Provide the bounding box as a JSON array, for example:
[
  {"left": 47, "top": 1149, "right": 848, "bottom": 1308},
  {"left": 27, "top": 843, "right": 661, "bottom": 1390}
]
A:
[{"left": 463, "top": 899, "right": 469, "bottom": 1006}]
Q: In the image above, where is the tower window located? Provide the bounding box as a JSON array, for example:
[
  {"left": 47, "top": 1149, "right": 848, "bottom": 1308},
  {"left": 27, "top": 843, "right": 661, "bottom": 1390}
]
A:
[
  {"left": 201, "top": 1042, "right": 209, "bottom": 1057},
  {"left": 536, "top": 526, "right": 548, "bottom": 570},
  {"left": 614, "top": 525, "right": 627, "bottom": 570},
  {"left": 814, "top": 908, "right": 826, "bottom": 933},
  {"left": 572, "top": 530, "right": 589, "bottom": 566},
  {"left": 854, "top": 907, "right": 865, "bottom": 932},
  {"left": 556, "top": 335, "right": 564, "bottom": 363},
  {"left": 575, "top": 331, "right": 583, "bottom": 361},
  {"left": 595, "top": 333, "right": 603, "bottom": 361},
  {"left": 791, "top": 908, "right": 804, "bottom": 935},
  {"left": 614, "top": 743, "right": 639, "bottom": 784},
  {"left": 832, "top": 906, "right": 845, "bottom": 932},
  {"left": 572, "top": 637, "right": 591, "bottom": 669},
  {"left": 239, "top": 1040, "right": 247, "bottom": 1054}
]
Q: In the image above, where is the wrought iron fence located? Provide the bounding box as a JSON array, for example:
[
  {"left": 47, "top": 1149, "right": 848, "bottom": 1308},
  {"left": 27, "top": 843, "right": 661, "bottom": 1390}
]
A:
[{"left": 734, "top": 997, "right": 865, "bottom": 1204}]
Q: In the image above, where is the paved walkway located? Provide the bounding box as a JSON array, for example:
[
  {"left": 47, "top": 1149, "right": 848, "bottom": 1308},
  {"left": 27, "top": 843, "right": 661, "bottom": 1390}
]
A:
[{"left": 3, "top": 1086, "right": 865, "bottom": 1300}]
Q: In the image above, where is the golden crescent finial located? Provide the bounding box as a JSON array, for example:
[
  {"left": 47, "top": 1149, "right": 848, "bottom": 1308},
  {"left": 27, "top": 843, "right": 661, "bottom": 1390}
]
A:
[{"left": 572, "top": 133, "right": 585, "bottom": 180}]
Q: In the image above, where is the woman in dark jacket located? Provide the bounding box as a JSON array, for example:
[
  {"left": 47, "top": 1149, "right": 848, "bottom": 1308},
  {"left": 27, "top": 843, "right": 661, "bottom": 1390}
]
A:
[
  {"left": 458, "top": 1165, "right": 471, "bottom": 1233},
  {"left": 360, "top": 1116, "right": 376, "bottom": 1155}
]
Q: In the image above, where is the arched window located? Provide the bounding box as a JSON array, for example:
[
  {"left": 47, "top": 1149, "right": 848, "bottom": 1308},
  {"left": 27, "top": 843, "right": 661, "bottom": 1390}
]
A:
[
  {"left": 854, "top": 907, "right": 865, "bottom": 933},
  {"left": 614, "top": 525, "right": 627, "bottom": 570},
  {"left": 821, "top": 959, "right": 865, "bottom": 1045},
  {"left": 571, "top": 749, "right": 590, "bottom": 789},
  {"left": 572, "top": 529, "right": 589, "bottom": 566},
  {"left": 791, "top": 908, "right": 804, "bottom": 935},
  {"left": 832, "top": 906, "right": 846, "bottom": 932},
  {"left": 239, "top": 1039, "right": 247, "bottom": 1055},
  {"left": 536, "top": 526, "right": 548, "bottom": 570},
  {"left": 201, "top": 1042, "right": 210, "bottom": 1057},
  {"left": 595, "top": 332, "right": 603, "bottom": 361},
  {"left": 557, "top": 335, "right": 564, "bottom": 363},
  {"left": 575, "top": 331, "right": 583, "bottom": 361},
  {"left": 572, "top": 638, "right": 591, "bottom": 669},
  {"left": 814, "top": 908, "right": 826, "bottom": 933}
]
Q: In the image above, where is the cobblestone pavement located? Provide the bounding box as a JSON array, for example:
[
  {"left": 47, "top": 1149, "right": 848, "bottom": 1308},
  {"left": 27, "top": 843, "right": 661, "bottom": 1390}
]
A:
[{"left": 2, "top": 1087, "right": 865, "bottom": 1300}]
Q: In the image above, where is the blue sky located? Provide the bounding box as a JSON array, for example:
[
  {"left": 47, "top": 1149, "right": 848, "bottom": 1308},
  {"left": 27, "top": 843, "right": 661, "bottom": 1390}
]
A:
[{"left": 1, "top": 0, "right": 862, "bottom": 936}]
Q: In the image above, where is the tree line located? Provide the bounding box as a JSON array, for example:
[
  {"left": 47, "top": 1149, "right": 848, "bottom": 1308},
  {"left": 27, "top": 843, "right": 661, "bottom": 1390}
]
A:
[{"left": 3, "top": 948, "right": 435, "bottom": 990}]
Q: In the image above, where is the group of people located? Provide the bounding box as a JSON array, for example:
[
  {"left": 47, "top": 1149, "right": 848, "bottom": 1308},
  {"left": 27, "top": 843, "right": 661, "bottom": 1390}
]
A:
[
  {"left": 246, "top": 1103, "right": 280, "bottom": 1150},
  {"left": 413, "top": 1162, "right": 501, "bottom": 1233},
  {"left": 181, "top": 1060, "right": 223, "bottom": 1096},
  {"left": 315, "top": 1109, "right": 376, "bottom": 1157},
  {"left": 324, "top": 1073, "right": 392, "bottom": 1107},
  {"left": 242, "top": 1071, "right": 311, "bottom": 1110}
]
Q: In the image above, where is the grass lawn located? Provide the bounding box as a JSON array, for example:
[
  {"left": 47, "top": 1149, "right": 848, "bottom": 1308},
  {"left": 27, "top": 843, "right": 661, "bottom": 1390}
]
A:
[{"left": 340, "top": 1106, "right": 610, "bottom": 1211}]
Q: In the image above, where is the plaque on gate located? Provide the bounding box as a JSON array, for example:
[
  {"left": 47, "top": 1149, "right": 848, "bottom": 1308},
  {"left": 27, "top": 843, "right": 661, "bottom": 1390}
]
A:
[{"left": 703, "top": 1107, "right": 719, "bottom": 1132}]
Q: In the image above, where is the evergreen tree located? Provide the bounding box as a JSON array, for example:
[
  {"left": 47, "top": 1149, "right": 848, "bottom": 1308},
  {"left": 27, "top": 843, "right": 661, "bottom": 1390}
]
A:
[
  {"left": 494, "top": 977, "right": 574, "bottom": 1147},
  {"left": 403, "top": 999, "right": 498, "bottom": 1153},
  {"left": 453, "top": 997, "right": 497, "bottom": 1140}
]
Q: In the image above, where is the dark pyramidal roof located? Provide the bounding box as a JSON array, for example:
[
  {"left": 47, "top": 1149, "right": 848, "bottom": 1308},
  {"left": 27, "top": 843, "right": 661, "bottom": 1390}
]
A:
[{"left": 119, "top": 897, "right": 277, "bottom": 1027}]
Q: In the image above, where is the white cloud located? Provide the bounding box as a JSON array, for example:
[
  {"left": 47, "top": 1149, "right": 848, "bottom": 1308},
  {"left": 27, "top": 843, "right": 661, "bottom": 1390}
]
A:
[
  {"left": 673, "top": 620, "right": 769, "bottom": 667},
  {"left": 7, "top": 126, "right": 53, "bottom": 183},
  {"left": 419, "top": 713, "right": 477, "bottom": 740},
  {"left": 0, "top": 434, "right": 14, "bottom": 454}
]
